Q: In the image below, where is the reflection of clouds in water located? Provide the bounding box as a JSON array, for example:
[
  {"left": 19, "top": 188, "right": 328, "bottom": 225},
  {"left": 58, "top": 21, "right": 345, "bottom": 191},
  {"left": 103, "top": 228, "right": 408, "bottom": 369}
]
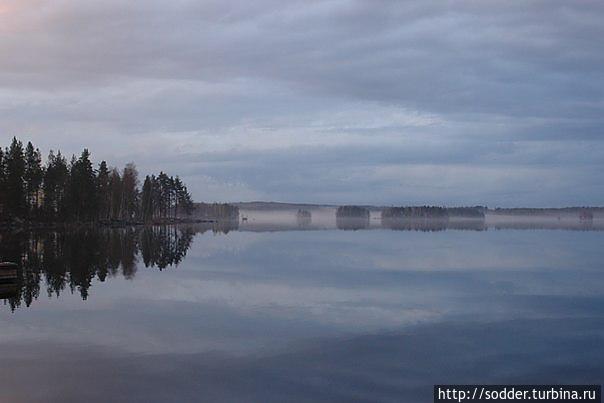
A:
[
  {"left": 1, "top": 317, "right": 603, "bottom": 403},
  {"left": 124, "top": 277, "right": 443, "bottom": 326},
  {"left": 302, "top": 230, "right": 600, "bottom": 273},
  {"left": 2, "top": 229, "right": 604, "bottom": 370},
  {"left": 3, "top": 229, "right": 604, "bottom": 357},
  {"left": 186, "top": 230, "right": 268, "bottom": 259},
  {"left": 0, "top": 275, "right": 442, "bottom": 354}
]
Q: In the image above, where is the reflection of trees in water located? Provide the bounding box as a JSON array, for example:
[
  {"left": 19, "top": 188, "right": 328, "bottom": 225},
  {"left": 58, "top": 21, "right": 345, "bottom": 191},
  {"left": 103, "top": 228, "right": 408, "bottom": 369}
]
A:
[
  {"left": 336, "top": 217, "right": 370, "bottom": 230},
  {"left": 336, "top": 206, "right": 370, "bottom": 219},
  {"left": 381, "top": 217, "right": 487, "bottom": 232},
  {"left": 296, "top": 210, "right": 312, "bottom": 227},
  {"left": 0, "top": 223, "right": 235, "bottom": 311},
  {"left": 140, "top": 226, "right": 195, "bottom": 270},
  {"left": 490, "top": 221, "right": 601, "bottom": 231},
  {"left": 381, "top": 217, "right": 449, "bottom": 232},
  {"left": 336, "top": 206, "right": 370, "bottom": 230},
  {"left": 382, "top": 206, "right": 449, "bottom": 219}
]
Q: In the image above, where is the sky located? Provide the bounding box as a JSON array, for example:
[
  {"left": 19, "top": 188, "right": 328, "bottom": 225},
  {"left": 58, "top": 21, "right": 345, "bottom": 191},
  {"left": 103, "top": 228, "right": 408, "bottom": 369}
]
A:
[{"left": 0, "top": 0, "right": 603, "bottom": 207}]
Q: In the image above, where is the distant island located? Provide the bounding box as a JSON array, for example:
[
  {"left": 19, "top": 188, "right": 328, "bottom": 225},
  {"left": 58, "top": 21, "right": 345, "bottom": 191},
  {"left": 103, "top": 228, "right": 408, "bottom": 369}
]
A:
[
  {"left": 235, "top": 201, "right": 602, "bottom": 219},
  {"left": 235, "top": 202, "right": 602, "bottom": 232},
  {"left": 2, "top": 137, "right": 602, "bottom": 230}
]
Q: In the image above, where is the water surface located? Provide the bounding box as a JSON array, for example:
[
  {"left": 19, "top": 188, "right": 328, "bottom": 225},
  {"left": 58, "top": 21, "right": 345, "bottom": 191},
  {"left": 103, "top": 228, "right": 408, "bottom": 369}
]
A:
[{"left": 1, "top": 223, "right": 603, "bottom": 402}]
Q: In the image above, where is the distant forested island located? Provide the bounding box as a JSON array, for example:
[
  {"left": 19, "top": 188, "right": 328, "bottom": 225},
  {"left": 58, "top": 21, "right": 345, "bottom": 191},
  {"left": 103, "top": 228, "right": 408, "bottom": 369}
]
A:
[
  {"left": 336, "top": 205, "right": 371, "bottom": 218},
  {"left": 0, "top": 137, "right": 237, "bottom": 227},
  {"left": 238, "top": 202, "right": 601, "bottom": 219}
]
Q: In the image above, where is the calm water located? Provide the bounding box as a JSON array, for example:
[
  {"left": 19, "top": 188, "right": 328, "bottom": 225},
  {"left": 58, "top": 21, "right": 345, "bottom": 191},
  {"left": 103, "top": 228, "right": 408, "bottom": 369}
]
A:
[{"left": 1, "top": 223, "right": 604, "bottom": 402}]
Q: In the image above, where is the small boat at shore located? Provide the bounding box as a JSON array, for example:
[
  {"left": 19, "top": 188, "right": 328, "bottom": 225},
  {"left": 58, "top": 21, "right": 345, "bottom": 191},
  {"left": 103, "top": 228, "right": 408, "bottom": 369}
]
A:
[{"left": 0, "top": 262, "right": 18, "bottom": 282}]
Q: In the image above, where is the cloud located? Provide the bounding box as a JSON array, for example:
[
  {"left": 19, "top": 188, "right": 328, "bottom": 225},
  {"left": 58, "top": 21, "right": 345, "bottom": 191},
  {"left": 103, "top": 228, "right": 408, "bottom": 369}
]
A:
[{"left": 0, "top": 0, "right": 603, "bottom": 205}]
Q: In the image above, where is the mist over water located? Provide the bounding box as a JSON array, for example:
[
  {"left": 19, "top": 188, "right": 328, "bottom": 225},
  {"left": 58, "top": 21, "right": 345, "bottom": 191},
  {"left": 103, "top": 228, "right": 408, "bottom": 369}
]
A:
[
  {"left": 1, "top": 218, "right": 603, "bottom": 402},
  {"left": 2, "top": 2, "right": 603, "bottom": 402}
]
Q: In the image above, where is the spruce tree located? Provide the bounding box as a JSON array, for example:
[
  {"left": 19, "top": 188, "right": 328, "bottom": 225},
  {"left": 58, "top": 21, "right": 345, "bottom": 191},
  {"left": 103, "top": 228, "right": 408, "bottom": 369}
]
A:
[
  {"left": 5, "top": 137, "right": 27, "bottom": 218},
  {"left": 24, "top": 142, "right": 44, "bottom": 217},
  {"left": 0, "top": 148, "right": 6, "bottom": 215},
  {"left": 97, "top": 161, "right": 110, "bottom": 221}
]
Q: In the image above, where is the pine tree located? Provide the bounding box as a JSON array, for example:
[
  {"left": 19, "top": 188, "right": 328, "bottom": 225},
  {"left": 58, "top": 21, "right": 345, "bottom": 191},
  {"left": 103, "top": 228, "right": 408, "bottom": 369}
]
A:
[
  {"left": 0, "top": 148, "right": 6, "bottom": 216},
  {"left": 97, "top": 161, "right": 110, "bottom": 221},
  {"left": 141, "top": 175, "right": 154, "bottom": 222},
  {"left": 122, "top": 163, "right": 139, "bottom": 221},
  {"left": 43, "top": 150, "right": 69, "bottom": 221},
  {"left": 157, "top": 172, "right": 171, "bottom": 218},
  {"left": 69, "top": 149, "right": 97, "bottom": 221},
  {"left": 108, "top": 168, "right": 122, "bottom": 220},
  {"left": 24, "top": 142, "right": 44, "bottom": 217},
  {"left": 5, "top": 137, "right": 27, "bottom": 218}
]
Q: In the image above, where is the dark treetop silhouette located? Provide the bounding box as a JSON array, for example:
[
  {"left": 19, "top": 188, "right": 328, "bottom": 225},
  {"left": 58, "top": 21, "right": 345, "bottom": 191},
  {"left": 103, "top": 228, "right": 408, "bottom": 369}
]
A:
[{"left": 0, "top": 137, "right": 195, "bottom": 225}]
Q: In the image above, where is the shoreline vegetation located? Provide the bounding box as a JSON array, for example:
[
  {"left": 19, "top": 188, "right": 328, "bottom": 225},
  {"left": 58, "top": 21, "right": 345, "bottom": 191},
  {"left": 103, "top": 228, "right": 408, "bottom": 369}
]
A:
[
  {"left": 1, "top": 138, "right": 601, "bottom": 231},
  {"left": 238, "top": 202, "right": 602, "bottom": 215},
  {"left": 330, "top": 205, "right": 601, "bottom": 220},
  {"left": 0, "top": 137, "right": 240, "bottom": 230}
]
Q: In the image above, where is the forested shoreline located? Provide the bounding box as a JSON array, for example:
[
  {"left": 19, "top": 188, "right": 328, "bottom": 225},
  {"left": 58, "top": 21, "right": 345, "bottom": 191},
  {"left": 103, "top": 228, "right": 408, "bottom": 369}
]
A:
[{"left": 0, "top": 137, "right": 195, "bottom": 227}]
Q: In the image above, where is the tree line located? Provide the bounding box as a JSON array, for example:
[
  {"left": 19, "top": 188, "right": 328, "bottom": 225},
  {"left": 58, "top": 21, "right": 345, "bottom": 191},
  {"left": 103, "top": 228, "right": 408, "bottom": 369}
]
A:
[
  {"left": 193, "top": 202, "right": 239, "bottom": 220},
  {"left": 0, "top": 137, "right": 193, "bottom": 223},
  {"left": 382, "top": 206, "right": 485, "bottom": 219},
  {"left": 336, "top": 206, "right": 370, "bottom": 218}
]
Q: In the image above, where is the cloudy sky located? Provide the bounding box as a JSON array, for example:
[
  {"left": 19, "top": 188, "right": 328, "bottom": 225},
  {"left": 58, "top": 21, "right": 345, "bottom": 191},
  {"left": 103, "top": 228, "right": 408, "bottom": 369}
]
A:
[{"left": 1, "top": 0, "right": 603, "bottom": 206}]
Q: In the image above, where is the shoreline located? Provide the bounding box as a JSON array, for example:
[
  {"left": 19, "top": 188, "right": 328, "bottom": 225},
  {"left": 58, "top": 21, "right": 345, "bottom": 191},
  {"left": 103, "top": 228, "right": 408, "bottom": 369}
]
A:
[{"left": 0, "top": 217, "right": 232, "bottom": 231}]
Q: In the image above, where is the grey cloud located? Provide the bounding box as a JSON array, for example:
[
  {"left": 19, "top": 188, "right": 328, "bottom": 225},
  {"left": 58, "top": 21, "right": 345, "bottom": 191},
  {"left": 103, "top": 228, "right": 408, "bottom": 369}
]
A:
[
  {"left": 1, "top": 1, "right": 603, "bottom": 205},
  {"left": 3, "top": 1, "right": 603, "bottom": 118}
]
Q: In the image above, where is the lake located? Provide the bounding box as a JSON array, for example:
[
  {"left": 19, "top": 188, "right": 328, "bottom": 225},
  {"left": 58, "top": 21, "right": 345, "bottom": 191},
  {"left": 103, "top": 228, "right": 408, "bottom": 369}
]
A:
[{"left": 1, "top": 221, "right": 604, "bottom": 402}]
